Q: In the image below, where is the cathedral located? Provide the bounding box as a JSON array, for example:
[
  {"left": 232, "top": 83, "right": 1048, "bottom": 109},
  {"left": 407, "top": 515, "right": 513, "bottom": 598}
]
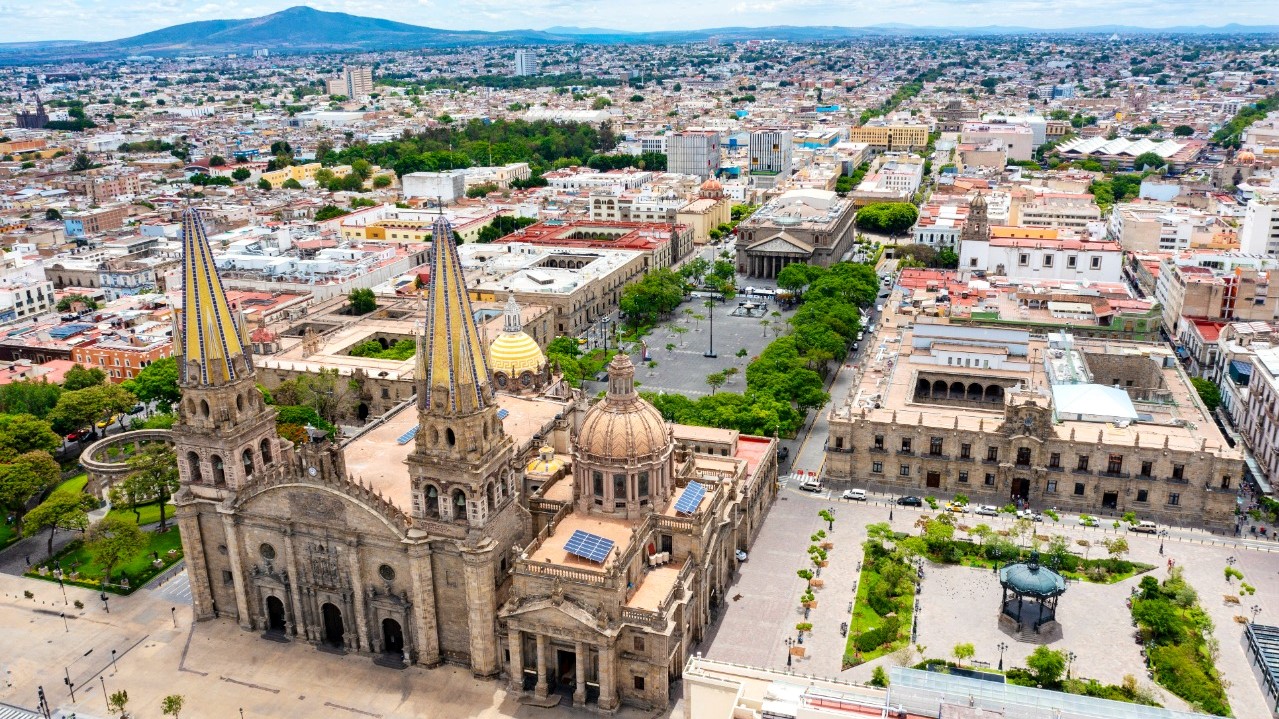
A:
[{"left": 173, "top": 207, "right": 778, "bottom": 711}]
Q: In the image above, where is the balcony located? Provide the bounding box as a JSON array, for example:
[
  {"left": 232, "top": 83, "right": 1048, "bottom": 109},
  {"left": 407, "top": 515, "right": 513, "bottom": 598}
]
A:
[
  {"left": 1135, "top": 473, "right": 1154, "bottom": 481},
  {"left": 1046, "top": 465, "right": 1064, "bottom": 473},
  {"left": 825, "top": 442, "right": 853, "bottom": 454},
  {"left": 869, "top": 446, "right": 887, "bottom": 454},
  {"left": 1099, "top": 471, "right": 1130, "bottom": 479},
  {"left": 897, "top": 449, "right": 915, "bottom": 457},
  {"left": 1166, "top": 475, "right": 1189, "bottom": 485},
  {"left": 1072, "top": 468, "right": 1092, "bottom": 476}
]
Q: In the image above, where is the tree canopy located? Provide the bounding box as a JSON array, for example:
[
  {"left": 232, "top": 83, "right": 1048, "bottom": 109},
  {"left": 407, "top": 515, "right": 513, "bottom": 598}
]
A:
[
  {"left": 63, "top": 363, "right": 107, "bottom": 391},
  {"left": 122, "top": 357, "right": 180, "bottom": 412},
  {"left": 854, "top": 203, "right": 919, "bottom": 234},
  {"left": 87, "top": 516, "right": 148, "bottom": 584},
  {"left": 620, "top": 268, "right": 686, "bottom": 327}
]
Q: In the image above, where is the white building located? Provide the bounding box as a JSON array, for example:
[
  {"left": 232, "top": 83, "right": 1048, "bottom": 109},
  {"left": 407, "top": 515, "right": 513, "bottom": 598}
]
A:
[
  {"left": 911, "top": 202, "right": 969, "bottom": 246},
  {"left": 0, "top": 252, "right": 54, "bottom": 325},
  {"left": 1244, "top": 346, "right": 1279, "bottom": 491},
  {"left": 326, "top": 65, "right": 373, "bottom": 99},
  {"left": 962, "top": 121, "right": 1034, "bottom": 161},
  {"left": 666, "top": 131, "right": 721, "bottom": 178},
  {"left": 962, "top": 234, "right": 1124, "bottom": 283},
  {"left": 867, "top": 153, "right": 925, "bottom": 195},
  {"left": 1240, "top": 197, "right": 1279, "bottom": 257},
  {"left": 513, "top": 50, "right": 536, "bottom": 77},
  {"left": 749, "top": 129, "right": 794, "bottom": 185},
  {"left": 401, "top": 171, "right": 467, "bottom": 204}
]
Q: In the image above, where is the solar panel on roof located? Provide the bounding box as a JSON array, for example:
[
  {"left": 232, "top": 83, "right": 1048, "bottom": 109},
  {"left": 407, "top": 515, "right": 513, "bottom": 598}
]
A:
[
  {"left": 396, "top": 425, "right": 419, "bottom": 445},
  {"left": 564, "top": 529, "right": 614, "bottom": 564},
  {"left": 674, "top": 481, "right": 707, "bottom": 515},
  {"left": 496, "top": 408, "right": 509, "bottom": 420}
]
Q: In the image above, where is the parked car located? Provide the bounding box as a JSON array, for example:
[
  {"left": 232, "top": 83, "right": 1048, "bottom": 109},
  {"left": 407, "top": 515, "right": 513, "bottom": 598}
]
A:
[
  {"left": 1016, "top": 510, "right": 1044, "bottom": 522},
  {"left": 1078, "top": 515, "right": 1098, "bottom": 527},
  {"left": 896, "top": 495, "right": 923, "bottom": 506},
  {"left": 1129, "top": 520, "right": 1159, "bottom": 534},
  {"left": 946, "top": 502, "right": 969, "bottom": 514},
  {"left": 65, "top": 429, "right": 91, "bottom": 442},
  {"left": 974, "top": 504, "right": 999, "bottom": 516},
  {"left": 95, "top": 414, "right": 121, "bottom": 429},
  {"left": 799, "top": 479, "right": 823, "bottom": 493},
  {"left": 778, "top": 446, "right": 790, "bottom": 461},
  {"left": 841, "top": 489, "right": 867, "bottom": 501},
  {"left": 129, "top": 404, "right": 145, "bottom": 415}
]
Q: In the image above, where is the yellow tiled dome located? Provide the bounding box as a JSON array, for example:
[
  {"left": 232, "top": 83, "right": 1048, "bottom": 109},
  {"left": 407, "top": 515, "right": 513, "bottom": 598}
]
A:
[{"left": 489, "top": 331, "right": 546, "bottom": 377}]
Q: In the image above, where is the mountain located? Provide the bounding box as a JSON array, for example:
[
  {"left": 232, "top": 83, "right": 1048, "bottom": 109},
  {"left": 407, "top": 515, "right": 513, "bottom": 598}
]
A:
[{"left": 2, "top": 7, "right": 1277, "bottom": 64}]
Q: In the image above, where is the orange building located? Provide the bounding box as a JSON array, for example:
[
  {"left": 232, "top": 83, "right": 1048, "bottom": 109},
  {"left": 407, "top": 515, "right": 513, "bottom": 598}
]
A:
[{"left": 72, "top": 334, "right": 173, "bottom": 382}]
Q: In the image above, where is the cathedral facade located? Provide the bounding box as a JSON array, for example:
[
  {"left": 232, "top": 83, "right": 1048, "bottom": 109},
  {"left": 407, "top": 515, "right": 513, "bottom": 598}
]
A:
[{"left": 172, "top": 208, "right": 777, "bottom": 711}]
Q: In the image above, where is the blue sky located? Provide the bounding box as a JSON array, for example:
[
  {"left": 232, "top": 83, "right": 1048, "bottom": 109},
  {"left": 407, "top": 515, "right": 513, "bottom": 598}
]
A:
[{"left": 1, "top": 0, "right": 1277, "bottom": 43}]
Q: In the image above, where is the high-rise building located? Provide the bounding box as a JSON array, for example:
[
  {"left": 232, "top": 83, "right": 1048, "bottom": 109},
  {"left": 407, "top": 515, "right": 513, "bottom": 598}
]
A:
[
  {"left": 666, "top": 130, "right": 721, "bottom": 178},
  {"left": 748, "top": 129, "right": 793, "bottom": 180},
  {"left": 1240, "top": 196, "right": 1279, "bottom": 257},
  {"left": 326, "top": 65, "right": 373, "bottom": 98},
  {"left": 513, "top": 50, "right": 536, "bottom": 77}
]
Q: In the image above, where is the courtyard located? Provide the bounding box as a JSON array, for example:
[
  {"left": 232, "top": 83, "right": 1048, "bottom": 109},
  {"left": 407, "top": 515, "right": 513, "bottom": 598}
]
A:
[{"left": 703, "top": 486, "right": 1279, "bottom": 718}]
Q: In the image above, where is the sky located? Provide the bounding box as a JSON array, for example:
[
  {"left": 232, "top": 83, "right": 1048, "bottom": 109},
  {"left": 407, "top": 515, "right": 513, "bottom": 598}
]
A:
[{"left": 1, "top": 0, "right": 1278, "bottom": 43}]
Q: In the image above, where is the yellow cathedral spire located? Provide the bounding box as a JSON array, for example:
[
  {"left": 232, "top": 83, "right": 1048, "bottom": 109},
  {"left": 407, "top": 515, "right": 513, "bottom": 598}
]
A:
[
  {"left": 421, "top": 214, "right": 492, "bottom": 414},
  {"left": 179, "top": 207, "right": 249, "bottom": 386}
]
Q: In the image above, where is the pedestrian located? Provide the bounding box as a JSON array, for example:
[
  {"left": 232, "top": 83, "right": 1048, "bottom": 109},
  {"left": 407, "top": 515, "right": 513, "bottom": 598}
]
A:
[{"left": 24, "top": 555, "right": 30, "bottom": 567}]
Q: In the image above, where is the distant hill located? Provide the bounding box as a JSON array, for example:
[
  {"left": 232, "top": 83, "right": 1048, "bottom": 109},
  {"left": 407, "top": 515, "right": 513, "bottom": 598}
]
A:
[{"left": 1, "top": 6, "right": 1277, "bottom": 64}]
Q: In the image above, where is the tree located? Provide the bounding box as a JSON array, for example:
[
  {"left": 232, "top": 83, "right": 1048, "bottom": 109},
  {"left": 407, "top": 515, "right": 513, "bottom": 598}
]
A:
[
  {"left": 1102, "top": 536, "right": 1129, "bottom": 560},
  {"left": 124, "top": 443, "right": 180, "bottom": 531},
  {"left": 87, "top": 516, "right": 148, "bottom": 585},
  {"left": 63, "top": 363, "right": 107, "bottom": 391},
  {"left": 0, "top": 413, "right": 61, "bottom": 460},
  {"left": 161, "top": 694, "right": 185, "bottom": 719},
  {"left": 870, "top": 665, "right": 889, "bottom": 687},
  {"left": 281, "top": 178, "right": 303, "bottom": 190},
  {"left": 231, "top": 167, "right": 251, "bottom": 182},
  {"left": 0, "top": 381, "right": 63, "bottom": 419},
  {"left": 123, "top": 356, "right": 181, "bottom": 412},
  {"left": 1133, "top": 151, "right": 1165, "bottom": 171},
  {"left": 45, "top": 208, "right": 62, "bottom": 221},
  {"left": 1026, "top": 645, "right": 1067, "bottom": 687},
  {"left": 56, "top": 294, "right": 99, "bottom": 313},
  {"left": 1172, "top": 124, "right": 1194, "bottom": 137},
  {"left": 619, "top": 268, "right": 685, "bottom": 327},
  {"left": 108, "top": 689, "right": 129, "bottom": 717},
  {"left": 1190, "top": 377, "right": 1221, "bottom": 411},
  {"left": 855, "top": 203, "right": 919, "bottom": 234},
  {"left": 0, "top": 450, "right": 61, "bottom": 533},
  {"left": 348, "top": 288, "right": 377, "bottom": 315},
  {"left": 272, "top": 368, "right": 356, "bottom": 426},
  {"left": 373, "top": 174, "right": 393, "bottom": 189},
  {"left": 71, "top": 153, "right": 94, "bottom": 172},
  {"left": 257, "top": 178, "right": 273, "bottom": 191},
  {"left": 952, "top": 642, "right": 976, "bottom": 667},
  {"left": 776, "top": 263, "right": 825, "bottom": 298},
  {"left": 47, "top": 383, "right": 136, "bottom": 436},
  {"left": 208, "top": 155, "right": 226, "bottom": 166},
  {"left": 314, "top": 205, "right": 350, "bottom": 222},
  {"left": 22, "top": 490, "right": 96, "bottom": 557},
  {"left": 706, "top": 372, "right": 726, "bottom": 395}
]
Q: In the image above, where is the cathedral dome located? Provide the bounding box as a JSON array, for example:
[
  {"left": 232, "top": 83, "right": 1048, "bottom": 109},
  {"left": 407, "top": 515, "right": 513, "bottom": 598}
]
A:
[
  {"left": 701, "top": 178, "right": 723, "bottom": 192},
  {"left": 576, "top": 354, "right": 670, "bottom": 461},
  {"left": 489, "top": 331, "right": 546, "bottom": 378},
  {"left": 1237, "top": 150, "right": 1257, "bottom": 165}
]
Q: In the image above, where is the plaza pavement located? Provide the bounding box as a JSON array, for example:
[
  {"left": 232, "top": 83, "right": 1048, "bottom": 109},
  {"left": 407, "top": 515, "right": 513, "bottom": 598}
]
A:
[{"left": 703, "top": 486, "right": 1279, "bottom": 718}]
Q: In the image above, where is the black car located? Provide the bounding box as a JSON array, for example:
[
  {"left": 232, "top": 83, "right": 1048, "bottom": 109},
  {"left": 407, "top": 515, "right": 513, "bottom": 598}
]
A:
[
  {"left": 896, "top": 495, "right": 923, "bottom": 506},
  {"left": 778, "top": 446, "right": 790, "bottom": 461}
]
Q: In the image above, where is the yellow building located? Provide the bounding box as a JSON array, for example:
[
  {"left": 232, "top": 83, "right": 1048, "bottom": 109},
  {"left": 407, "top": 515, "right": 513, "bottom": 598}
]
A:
[
  {"left": 676, "top": 179, "right": 733, "bottom": 245},
  {"left": 259, "top": 162, "right": 323, "bottom": 188},
  {"left": 847, "top": 122, "right": 930, "bottom": 153}
]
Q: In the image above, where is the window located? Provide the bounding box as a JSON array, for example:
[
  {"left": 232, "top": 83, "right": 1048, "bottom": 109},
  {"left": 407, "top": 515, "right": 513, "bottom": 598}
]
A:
[
  {"left": 1136, "top": 489, "right": 1149, "bottom": 503},
  {"left": 872, "top": 461, "right": 883, "bottom": 474},
  {"left": 984, "top": 473, "right": 995, "bottom": 486},
  {"left": 901, "top": 438, "right": 912, "bottom": 453},
  {"left": 1074, "top": 482, "right": 1085, "bottom": 496},
  {"left": 960, "top": 443, "right": 972, "bottom": 459},
  {"left": 634, "top": 676, "right": 646, "bottom": 691},
  {"left": 1046, "top": 480, "right": 1057, "bottom": 493},
  {"left": 986, "top": 447, "right": 998, "bottom": 462},
  {"left": 222, "top": 570, "right": 234, "bottom": 585},
  {"left": 1043, "top": 255, "right": 1054, "bottom": 267},
  {"left": 899, "top": 464, "right": 911, "bottom": 477},
  {"left": 1090, "top": 256, "right": 1102, "bottom": 270},
  {"left": 1076, "top": 455, "right": 1090, "bottom": 472},
  {"left": 1016, "top": 447, "right": 1031, "bottom": 466},
  {"left": 614, "top": 473, "right": 627, "bottom": 499},
  {"left": 1222, "top": 475, "right": 1232, "bottom": 490},
  {"left": 1172, "top": 464, "right": 1185, "bottom": 480},
  {"left": 1019, "top": 253, "right": 1030, "bottom": 266},
  {"left": 1168, "top": 492, "right": 1180, "bottom": 506},
  {"left": 633, "top": 636, "right": 645, "bottom": 652},
  {"left": 1049, "top": 453, "right": 1061, "bottom": 469},
  {"left": 873, "top": 435, "right": 884, "bottom": 450},
  {"left": 958, "top": 471, "right": 969, "bottom": 484},
  {"left": 638, "top": 471, "right": 650, "bottom": 497},
  {"left": 1107, "top": 454, "right": 1123, "bottom": 474},
  {"left": 834, "top": 437, "right": 844, "bottom": 449},
  {"left": 592, "top": 471, "right": 604, "bottom": 497},
  {"left": 1067, "top": 255, "right": 1077, "bottom": 268},
  {"left": 930, "top": 437, "right": 943, "bottom": 456},
  {"left": 1140, "top": 461, "right": 1153, "bottom": 477}
]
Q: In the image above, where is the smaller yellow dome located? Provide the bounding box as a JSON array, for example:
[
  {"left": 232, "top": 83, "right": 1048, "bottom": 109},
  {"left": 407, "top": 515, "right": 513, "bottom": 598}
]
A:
[{"left": 489, "top": 331, "right": 546, "bottom": 378}]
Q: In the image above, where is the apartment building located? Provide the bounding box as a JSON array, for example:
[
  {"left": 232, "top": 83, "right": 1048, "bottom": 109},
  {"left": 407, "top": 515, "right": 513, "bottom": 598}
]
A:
[
  {"left": 64, "top": 205, "right": 129, "bottom": 237},
  {"left": 1110, "top": 203, "right": 1227, "bottom": 252},
  {"left": 1242, "top": 346, "right": 1279, "bottom": 491},
  {"left": 259, "top": 163, "right": 324, "bottom": 189},
  {"left": 846, "top": 121, "right": 929, "bottom": 154},
  {"left": 72, "top": 332, "right": 173, "bottom": 382},
  {"left": 865, "top": 153, "right": 925, "bottom": 195},
  {"left": 1240, "top": 197, "right": 1279, "bottom": 257},
  {"left": 513, "top": 49, "right": 536, "bottom": 77},
  {"left": 825, "top": 324, "right": 1241, "bottom": 531},
  {"left": 962, "top": 121, "right": 1034, "bottom": 161},
  {"left": 666, "top": 131, "right": 722, "bottom": 178},
  {"left": 1155, "top": 256, "right": 1278, "bottom": 336},
  {"left": 1014, "top": 193, "right": 1100, "bottom": 231},
  {"left": 326, "top": 65, "right": 374, "bottom": 98},
  {"left": 401, "top": 170, "right": 466, "bottom": 203},
  {"left": 748, "top": 129, "right": 793, "bottom": 186}
]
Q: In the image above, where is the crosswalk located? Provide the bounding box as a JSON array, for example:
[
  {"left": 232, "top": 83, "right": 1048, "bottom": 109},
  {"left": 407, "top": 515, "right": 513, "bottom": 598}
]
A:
[{"left": 149, "top": 570, "right": 192, "bottom": 605}]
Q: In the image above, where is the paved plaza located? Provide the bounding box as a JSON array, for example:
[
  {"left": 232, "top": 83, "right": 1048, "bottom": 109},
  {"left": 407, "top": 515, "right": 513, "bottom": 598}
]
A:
[{"left": 704, "top": 486, "right": 1279, "bottom": 719}]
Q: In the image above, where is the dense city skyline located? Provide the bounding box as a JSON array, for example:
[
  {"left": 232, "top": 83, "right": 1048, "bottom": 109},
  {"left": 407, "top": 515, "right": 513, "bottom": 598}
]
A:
[{"left": 2, "top": 0, "right": 1279, "bottom": 43}]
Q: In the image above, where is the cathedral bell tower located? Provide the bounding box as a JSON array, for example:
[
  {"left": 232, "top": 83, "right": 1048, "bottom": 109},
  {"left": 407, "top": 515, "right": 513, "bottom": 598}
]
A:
[
  {"left": 171, "top": 207, "right": 285, "bottom": 621},
  {"left": 406, "top": 213, "right": 526, "bottom": 677}
]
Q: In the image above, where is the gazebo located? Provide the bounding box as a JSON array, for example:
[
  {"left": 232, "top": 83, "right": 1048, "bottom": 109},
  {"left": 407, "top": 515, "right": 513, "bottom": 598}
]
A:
[{"left": 998, "top": 553, "right": 1067, "bottom": 634}]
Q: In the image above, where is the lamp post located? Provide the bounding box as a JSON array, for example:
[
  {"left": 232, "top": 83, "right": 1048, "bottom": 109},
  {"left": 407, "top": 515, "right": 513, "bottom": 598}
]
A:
[
  {"left": 784, "top": 638, "right": 794, "bottom": 668},
  {"left": 1252, "top": 605, "right": 1263, "bottom": 624},
  {"left": 60, "top": 612, "right": 68, "bottom": 633},
  {"left": 100, "top": 676, "right": 109, "bottom": 714},
  {"left": 100, "top": 592, "right": 109, "bottom": 614},
  {"left": 601, "top": 316, "right": 611, "bottom": 354},
  {"left": 1227, "top": 555, "right": 1236, "bottom": 567},
  {"left": 171, "top": 607, "right": 177, "bottom": 628},
  {"left": 703, "top": 299, "right": 717, "bottom": 358},
  {"left": 1158, "top": 529, "right": 1168, "bottom": 555},
  {"left": 1066, "top": 650, "right": 1077, "bottom": 679},
  {"left": 997, "top": 641, "right": 1008, "bottom": 671}
]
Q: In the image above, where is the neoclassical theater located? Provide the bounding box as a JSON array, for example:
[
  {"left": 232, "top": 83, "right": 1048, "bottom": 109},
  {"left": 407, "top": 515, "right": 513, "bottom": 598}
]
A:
[{"left": 172, "top": 208, "right": 778, "bottom": 711}]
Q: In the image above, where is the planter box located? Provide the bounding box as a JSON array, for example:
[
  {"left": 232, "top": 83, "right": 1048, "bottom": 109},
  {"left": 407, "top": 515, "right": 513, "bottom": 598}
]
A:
[
  {"left": 810, "top": 579, "right": 825, "bottom": 588},
  {"left": 820, "top": 542, "right": 834, "bottom": 550},
  {"left": 819, "top": 560, "right": 829, "bottom": 567},
  {"left": 803, "top": 600, "right": 818, "bottom": 609},
  {"left": 790, "top": 646, "right": 806, "bottom": 658}
]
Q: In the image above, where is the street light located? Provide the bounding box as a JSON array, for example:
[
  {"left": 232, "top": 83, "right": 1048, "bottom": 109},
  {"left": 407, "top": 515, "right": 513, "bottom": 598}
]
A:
[
  {"left": 100, "top": 676, "right": 109, "bottom": 714},
  {"left": 1227, "top": 555, "right": 1237, "bottom": 567},
  {"left": 100, "top": 592, "right": 109, "bottom": 614},
  {"left": 601, "top": 316, "right": 611, "bottom": 354},
  {"left": 997, "top": 641, "right": 1008, "bottom": 671},
  {"left": 1158, "top": 529, "right": 1168, "bottom": 555},
  {"left": 1066, "top": 650, "right": 1077, "bottom": 679},
  {"left": 784, "top": 638, "right": 794, "bottom": 667},
  {"left": 1252, "top": 605, "right": 1263, "bottom": 624},
  {"left": 703, "top": 299, "right": 717, "bottom": 358},
  {"left": 60, "top": 612, "right": 68, "bottom": 633}
]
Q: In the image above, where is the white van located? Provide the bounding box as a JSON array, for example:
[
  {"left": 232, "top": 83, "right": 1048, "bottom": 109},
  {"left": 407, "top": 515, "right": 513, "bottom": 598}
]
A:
[
  {"left": 799, "top": 478, "right": 823, "bottom": 492},
  {"left": 841, "top": 488, "right": 867, "bottom": 501}
]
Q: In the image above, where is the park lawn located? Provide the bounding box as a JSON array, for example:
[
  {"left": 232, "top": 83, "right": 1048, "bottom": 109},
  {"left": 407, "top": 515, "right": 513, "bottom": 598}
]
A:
[
  {"left": 952, "top": 548, "right": 1154, "bottom": 584},
  {"left": 55, "top": 473, "right": 88, "bottom": 495},
  {"left": 107, "top": 500, "right": 173, "bottom": 528},
  {"left": 844, "top": 550, "right": 915, "bottom": 668},
  {"left": 0, "top": 522, "right": 16, "bottom": 550},
  {"left": 27, "top": 527, "right": 183, "bottom": 595}
]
